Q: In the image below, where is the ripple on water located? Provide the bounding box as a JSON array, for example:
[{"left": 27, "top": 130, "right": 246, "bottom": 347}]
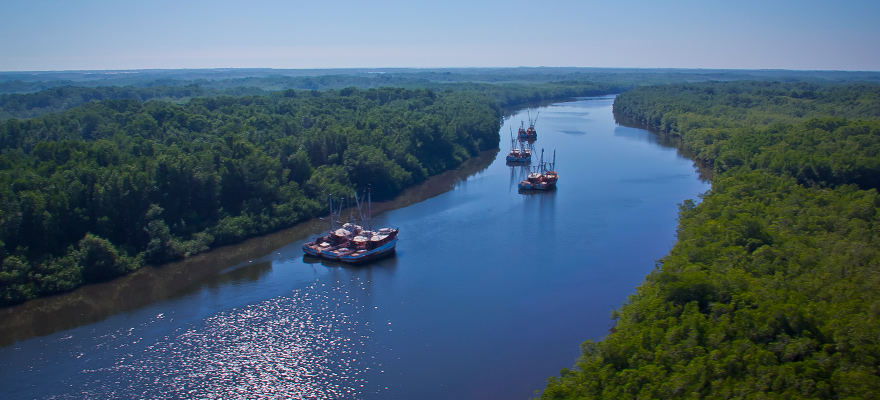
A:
[{"left": 56, "top": 283, "right": 370, "bottom": 399}]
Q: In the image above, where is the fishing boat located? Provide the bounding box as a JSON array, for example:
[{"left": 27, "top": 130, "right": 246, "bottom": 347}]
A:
[
  {"left": 525, "top": 111, "right": 539, "bottom": 139},
  {"left": 517, "top": 111, "right": 539, "bottom": 142},
  {"left": 518, "top": 149, "right": 558, "bottom": 191},
  {"left": 302, "top": 188, "right": 398, "bottom": 264},
  {"left": 339, "top": 227, "right": 399, "bottom": 264},
  {"left": 505, "top": 130, "right": 532, "bottom": 163},
  {"left": 302, "top": 196, "right": 353, "bottom": 258},
  {"left": 516, "top": 121, "right": 529, "bottom": 140}
]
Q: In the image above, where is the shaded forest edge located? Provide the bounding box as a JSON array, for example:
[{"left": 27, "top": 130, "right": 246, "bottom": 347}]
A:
[{"left": 540, "top": 81, "right": 880, "bottom": 398}]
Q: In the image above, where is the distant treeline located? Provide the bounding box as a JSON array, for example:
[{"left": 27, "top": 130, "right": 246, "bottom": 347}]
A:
[
  {"left": 6, "top": 67, "right": 880, "bottom": 121},
  {"left": 5, "top": 67, "right": 879, "bottom": 95},
  {"left": 0, "top": 80, "right": 627, "bottom": 121},
  {"left": 542, "top": 81, "right": 880, "bottom": 398},
  {"left": 0, "top": 87, "right": 501, "bottom": 306},
  {"left": 0, "top": 85, "right": 222, "bottom": 120}
]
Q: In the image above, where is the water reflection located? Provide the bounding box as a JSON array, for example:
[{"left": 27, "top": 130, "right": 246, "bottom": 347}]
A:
[
  {"left": 215, "top": 261, "right": 273, "bottom": 285},
  {"left": 370, "top": 148, "right": 499, "bottom": 214},
  {"left": 613, "top": 125, "right": 670, "bottom": 146},
  {"left": 612, "top": 125, "right": 713, "bottom": 182},
  {"left": 0, "top": 251, "right": 277, "bottom": 347},
  {"left": 519, "top": 188, "right": 557, "bottom": 233},
  {"left": 508, "top": 165, "right": 530, "bottom": 191},
  {"left": 302, "top": 253, "right": 400, "bottom": 272},
  {"left": 301, "top": 254, "right": 322, "bottom": 266}
]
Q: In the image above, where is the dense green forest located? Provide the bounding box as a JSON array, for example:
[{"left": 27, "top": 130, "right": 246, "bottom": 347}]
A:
[
  {"left": 541, "top": 81, "right": 880, "bottom": 398},
  {"left": 0, "top": 87, "right": 505, "bottom": 306}
]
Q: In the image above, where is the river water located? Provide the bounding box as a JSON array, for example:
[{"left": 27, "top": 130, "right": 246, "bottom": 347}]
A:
[{"left": 0, "top": 97, "right": 708, "bottom": 399}]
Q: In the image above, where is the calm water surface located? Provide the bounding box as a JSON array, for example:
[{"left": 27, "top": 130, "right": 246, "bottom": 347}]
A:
[{"left": 0, "top": 97, "right": 709, "bottom": 399}]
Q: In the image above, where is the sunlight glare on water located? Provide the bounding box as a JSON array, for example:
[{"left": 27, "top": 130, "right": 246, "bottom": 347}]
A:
[{"left": 56, "top": 280, "right": 371, "bottom": 399}]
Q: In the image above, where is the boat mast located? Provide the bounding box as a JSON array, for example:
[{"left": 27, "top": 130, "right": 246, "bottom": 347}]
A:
[
  {"left": 510, "top": 127, "right": 515, "bottom": 150},
  {"left": 353, "top": 189, "right": 364, "bottom": 222},
  {"left": 366, "top": 185, "right": 373, "bottom": 233},
  {"left": 328, "top": 195, "right": 334, "bottom": 231},
  {"left": 539, "top": 148, "right": 545, "bottom": 173}
]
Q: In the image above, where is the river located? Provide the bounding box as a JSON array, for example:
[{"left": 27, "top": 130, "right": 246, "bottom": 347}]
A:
[{"left": 0, "top": 97, "right": 709, "bottom": 399}]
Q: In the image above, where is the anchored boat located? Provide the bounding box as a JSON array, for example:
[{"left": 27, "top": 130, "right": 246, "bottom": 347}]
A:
[
  {"left": 339, "top": 227, "right": 398, "bottom": 263},
  {"left": 516, "top": 121, "right": 529, "bottom": 140},
  {"left": 517, "top": 111, "right": 539, "bottom": 142},
  {"left": 526, "top": 111, "right": 538, "bottom": 139},
  {"left": 518, "top": 149, "right": 558, "bottom": 191},
  {"left": 505, "top": 129, "right": 533, "bottom": 163},
  {"left": 302, "top": 188, "right": 398, "bottom": 264}
]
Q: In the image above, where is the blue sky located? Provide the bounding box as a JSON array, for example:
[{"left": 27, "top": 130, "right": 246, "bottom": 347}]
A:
[{"left": 2, "top": 0, "right": 878, "bottom": 71}]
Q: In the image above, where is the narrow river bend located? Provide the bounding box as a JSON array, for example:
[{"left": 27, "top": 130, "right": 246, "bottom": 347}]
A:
[{"left": 0, "top": 97, "right": 709, "bottom": 399}]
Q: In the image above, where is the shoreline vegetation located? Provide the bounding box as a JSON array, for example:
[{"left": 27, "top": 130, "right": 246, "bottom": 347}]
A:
[
  {"left": 0, "top": 72, "right": 624, "bottom": 307},
  {"left": 541, "top": 81, "right": 880, "bottom": 398}
]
